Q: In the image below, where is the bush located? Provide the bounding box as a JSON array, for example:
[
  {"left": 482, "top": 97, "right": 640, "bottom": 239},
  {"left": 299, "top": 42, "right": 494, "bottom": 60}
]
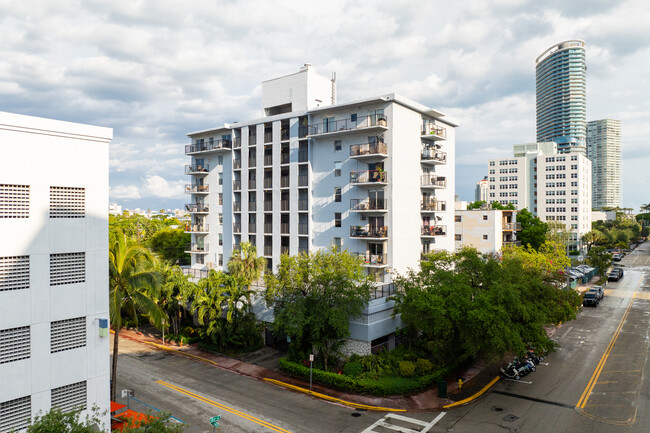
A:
[
  {"left": 343, "top": 361, "right": 363, "bottom": 377},
  {"left": 398, "top": 361, "right": 415, "bottom": 377},
  {"left": 415, "top": 358, "right": 433, "bottom": 376}
]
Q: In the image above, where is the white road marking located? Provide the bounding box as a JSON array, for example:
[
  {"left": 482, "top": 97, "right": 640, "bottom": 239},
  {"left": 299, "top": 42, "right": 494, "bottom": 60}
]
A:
[
  {"left": 361, "top": 412, "right": 446, "bottom": 433},
  {"left": 505, "top": 378, "right": 533, "bottom": 384}
]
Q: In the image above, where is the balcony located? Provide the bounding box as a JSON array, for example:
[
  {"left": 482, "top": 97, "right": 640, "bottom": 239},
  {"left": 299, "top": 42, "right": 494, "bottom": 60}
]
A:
[
  {"left": 249, "top": 135, "right": 257, "bottom": 145},
  {"left": 421, "top": 124, "right": 447, "bottom": 141},
  {"left": 248, "top": 179, "right": 256, "bottom": 189},
  {"left": 306, "top": 114, "right": 387, "bottom": 137},
  {"left": 420, "top": 200, "right": 447, "bottom": 212},
  {"left": 421, "top": 225, "right": 447, "bottom": 237},
  {"left": 248, "top": 201, "right": 257, "bottom": 212},
  {"left": 264, "top": 223, "right": 273, "bottom": 234},
  {"left": 370, "top": 283, "right": 396, "bottom": 300},
  {"left": 263, "top": 178, "right": 273, "bottom": 189},
  {"left": 298, "top": 223, "right": 308, "bottom": 235},
  {"left": 233, "top": 180, "right": 241, "bottom": 191},
  {"left": 298, "top": 150, "right": 308, "bottom": 163},
  {"left": 355, "top": 252, "right": 388, "bottom": 267},
  {"left": 264, "top": 132, "right": 273, "bottom": 143},
  {"left": 504, "top": 222, "right": 522, "bottom": 231},
  {"left": 350, "top": 226, "right": 389, "bottom": 239},
  {"left": 349, "top": 141, "right": 388, "bottom": 161},
  {"left": 281, "top": 200, "right": 289, "bottom": 211},
  {"left": 298, "top": 175, "right": 308, "bottom": 187},
  {"left": 504, "top": 240, "right": 522, "bottom": 246},
  {"left": 185, "top": 243, "right": 209, "bottom": 253},
  {"left": 298, "top": 199, "right": 308, "bottom": 211},
  {"left": 281, "top": 223, "right": 289, "bottom": 234},
  {"left": 233, "top": 159, "right": 242, "bottom": 169},
  {"left": 350, "top": 198, "right": 387, "bottom": 213},
  {"left": 280, "top": 176, "right": 290, "bottom": 188},
  {"left": 421, "top": 149, "right": 447, "bottom": 164},
  {"left": 233, "top": 137, "right": 241, "bottom": 148},
  {"left": 298, "top": 246, "right": 309, "bottom": 254},
  {"left": 350, "top": 170, "right": 387, "bottom": 186},
  {"left": 264, "top": 201, "right": 272, "bottom": 212},
  {"left": 249, "top": 223, "right": 256, "bottom": 233},
  {"left": 185, "top": 203, "right": 209, "bottom": 213},
  {"left": 233, "top": 222, "right": 241, "bottom": 233},
  {"left": 281, "top": 246, "right": 290, "bottom": 255},
  {"left": 185, "top": 185, "right": 209, "bottom": 194},
  {"left": 185, "top": 224, "right": 209, "bottom": 233},
  {"left": 264, "top": 154, "right": 273, "bottom": 166},
  {"left": 264, "top": 245, "right": 272, "bottom": 256},
  {"left": 185, "top": 139, "right": 232, "bottom": 155},
  {"left": 233, "top": 201, "right": 241, "bottom": 212},
  {"left": 281, "top": 129, "right": 290, "bottom": 141},
  {"left": 420, "top": 175, "right": 446, "bottom": 189},
  {"left": 280, "top": 152, "right": 290, "bottom": 164},
  {"left": 185, "top": 164, "right": 209, "bottom": 175}
]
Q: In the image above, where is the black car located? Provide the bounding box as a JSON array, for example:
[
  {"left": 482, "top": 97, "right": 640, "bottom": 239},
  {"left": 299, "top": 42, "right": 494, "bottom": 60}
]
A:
[
  {"left": 583, "top": 292, "right": 599, "bottom": 307},
  {"left": 608, "top": 270, "right": 621, "bottom": 282}
]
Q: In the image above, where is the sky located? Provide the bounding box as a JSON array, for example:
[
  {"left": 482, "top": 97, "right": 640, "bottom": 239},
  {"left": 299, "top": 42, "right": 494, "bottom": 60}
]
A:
[{"left": 1, "top": 0, "right": 648, "bottom": 211}]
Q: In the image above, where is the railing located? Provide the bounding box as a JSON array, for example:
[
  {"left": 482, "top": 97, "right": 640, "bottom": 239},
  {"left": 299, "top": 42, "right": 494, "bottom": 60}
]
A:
[
  {"left": 249, "top": 135, "right": 257, "bottom": 145},
  {"left": 421, "top": 123, "right": 447, "bottom": 138},
  {"left": 249, "top": 223, "right": 256, "bottom": 233},
  {"left": 420, "top": 200, "right": 447, "bottom": 211},
  {"left": 264, "top": 223, "right": 273, "bottom": 233},
  {"left": 281, "top": 246, "right": 290, "bottom": 255},
  {"left": 264, "top": 132, "right": 273, "bottom": 143},
  {"left": 264, "top": 201, "right": 272, "bottom": 212},
  {"left": 350, "top": 226, "right": 389, "bottom": 238},
  {"left": 420, "top": 175, "right": 447, "bottom": 188},
  {"left": 350, "top": 170, "right": 387, "bottom": 184},
  {"left": 307, "top": 114, "right": 387, "bottom": 135},
  {"left": 233, "top": 137, "right": 241, "bottom": 148},
  {"left": 504, "top": 222, "right": 522, "bottom": 230},
  {"left": 186, "top": 243, "right": 209, "bottom": 252},
  {"left": 280, "top": 177, "right": 290, "bottom": 188},
  {"left": 233, "top": 180, "right": 241, "bottom": 191},
  {"left": 350, "top": 198, "right": 387, "bottom": 211},
  {"left": 350, "top": 142, "right": 387, "bottom": 157},
  {"left": 298, "top": 247, "right": 309, "bottom": 254},
  {"left": 356, "top": 252, "right": 387, "bottom": 266},
  {"left": 298, "top": 175, "right": 308, "bottom": 187},
  {"left": 264, "top": 178, "right": 273, "bottom": 188},
  {"left": 421, "top": 149, "right": 447, "bottom": 163},
  {"left": 233, "top": 222, "right": 241, "bottom": 233},
  {"left": 264, "top": 154, "right": 273, "bottom": 166},
  {"left": 504, "top": 240, "right": 522, "bottom": 246},
  {"left": 281, "top": 152, "right": 290, "bottom": 164},
  {"left": 281, "top": 129, "right": 290, "bottom": 141},
  {"left": 264, "top": 245, "right": 272, "bottom": 256},
  {"left": 185, "top": 139, "right": 232, "bottom": 154},
  {"left": 185, "top": 164, "right": 209, "bottom": 174},
  {"left": 248, "top": 179, "right": 256, "bottom": 189},
  {"left": 298, "top": 150, "right": 308, "bottom": 163},
  {"left": 298, "top": 199, "right": 308, "bottom": 211},
  {"left": 185, "top": 185, "right": 209, "bottom": 194},
  {"left": 421, "top": 225, "right": 446, "bottom": 236},
  {"left": 185, "top": 224, "right": 209, "bottom": 232},
  {"left": 298, "top": 126, "right": 308, "bottom": 138},
  {"left": 248, "top": 201, "right": 257, "bottom": 212},
  {"left": 298, "top": 223, "right": 308, "bottom": 235},
  {"left": 185, "top": 203, "right": 209, "bottom": 213},
  {"left": 182, "top": 268, "right": 210, "bottom": 279},
  {"left": 281, "top": 200, "right": 289, "bottom": 211},
  {"left": 233, "top": 159, "right": 241, "bottom": 169},
  {"left": 370, "top": 283, "right": 396, "bottom": 300},
  {"left": 281, "top": 223, "right": 289, "bottom": 234},
  {"left": 248, "top": 157, "right": 256, "bottom": 167},
  {"left": 233, "top": 202, "right": 241, "bottom": 212}
]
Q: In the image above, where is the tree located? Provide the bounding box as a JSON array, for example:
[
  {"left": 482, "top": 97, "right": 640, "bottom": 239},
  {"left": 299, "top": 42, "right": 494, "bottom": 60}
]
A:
[
  {"left": 158, "top": 264, "right": 196, "bottom": 335},
  {"left": 467, "top": 200, "right": 486, "bottom": 210},
  {"left": 25, "top": 407, "right": 102, "bottom": 433},
  {"left": 147, "top": 228, "right": 191, "bottom": 265},
  {"left": 228, "top": 242, "right": 266, "bottom": 285},
  {"left": 586, "top": 246, "right": 613, "bottom": 277},
  {"left": 582, "top": 230, "right": 604, "bottom": 251},
  {"left": 502, "top": 241, "right": 570, "bottom": 287},
  {"left": 265, "top": 247, "right": 371, "bottom": 370},
  {"left": 516, "top": 209, "right": 548, "bottom": 250},
  {"left": 109, "top": 230, "right": 165, "bottom": 402},
  {"left": 490, "top": 201, "right": 516, "bottom": 210}
]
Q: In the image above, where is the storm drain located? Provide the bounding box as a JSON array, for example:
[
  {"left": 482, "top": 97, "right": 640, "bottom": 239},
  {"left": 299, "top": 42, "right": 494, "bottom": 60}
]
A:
[
  {"left": 491, "top": 406, "right": 504, "bottom": 412},
  {"left": 503, "top": 414, "right": 519, "bottom": 422}
]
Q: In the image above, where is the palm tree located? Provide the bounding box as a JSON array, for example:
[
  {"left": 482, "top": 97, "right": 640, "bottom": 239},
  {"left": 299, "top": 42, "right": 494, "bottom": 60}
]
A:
[
  {"left": 109, "top": 230, "right": 165, "bottom": 401},
  {"left": 640, "top": 203, "right": 650, "bottom": 213},
  {"left": 227, "top": 241, "right": 266, "bottom": 309},
  {"left": 159, "top": 263, "right": 196, "bottom": 335}
]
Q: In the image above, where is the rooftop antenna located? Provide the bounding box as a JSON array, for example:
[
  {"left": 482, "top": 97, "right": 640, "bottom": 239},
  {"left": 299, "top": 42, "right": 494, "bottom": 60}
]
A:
[{"left": 331, "top": 71, "right": 337, "bottom": 105}]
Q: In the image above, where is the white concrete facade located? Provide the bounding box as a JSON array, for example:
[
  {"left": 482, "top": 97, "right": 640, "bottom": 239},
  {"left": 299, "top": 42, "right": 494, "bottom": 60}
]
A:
[
  {"left": 587, "top": 119, "right": 621, "bottom": 209},
  {"left": 0, "top": 112, "right": 112, "bottom": 432},
  {"left": 454, "top": 209, "right": 520, "bottom": 254}
]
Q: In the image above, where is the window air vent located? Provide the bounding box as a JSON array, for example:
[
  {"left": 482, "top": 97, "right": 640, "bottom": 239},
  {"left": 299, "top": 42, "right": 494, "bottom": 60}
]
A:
[
  {"left": 0, "top": 184, "right": 29, "bottom": 218},
  {"left": 50, "top": 186, "right": 85, "bottom": 218},
  {"left": 0, "top": 255, "right": 30, "bottom": 291},
  {"left": 51, "top": 381, "right": 87, "bottom": 412},
  {"left": 0, "top": 395, "right": 31, "bottom": 433},
  {"left": 51, "top": 317, "right": 86, "bottom": 353},
  {"left": 0, "top": 326, "right": 30, "bottom": 364},
  {"left": 50, "top": 253, "right": 85, "bottom": 286}
]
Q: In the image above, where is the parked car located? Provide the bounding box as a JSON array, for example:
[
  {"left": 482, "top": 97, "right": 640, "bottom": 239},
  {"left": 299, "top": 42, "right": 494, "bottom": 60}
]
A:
[
  {"left": 588, "top": 286, "right": 604, "bottom": 301},
  {"left": 612, "top": 253, "right": 623, "bottom": 262},
  {"left": 608, "top": 270, "right": 621, "bottom": 282},
  {"left": 614, "top": 267, "right": 624, "bottom": 278},
  {"left": 583, "top": 292, "right": 599, "bottom": 307}
]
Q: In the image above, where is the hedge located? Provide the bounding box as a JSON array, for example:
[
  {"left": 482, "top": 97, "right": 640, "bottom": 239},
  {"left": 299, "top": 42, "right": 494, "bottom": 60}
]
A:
[{"left": 279, "top": 358, "right": 449, "bottom": 396}]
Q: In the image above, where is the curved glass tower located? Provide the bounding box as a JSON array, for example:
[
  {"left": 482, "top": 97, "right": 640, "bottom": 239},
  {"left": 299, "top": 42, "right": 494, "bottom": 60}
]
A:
[{"left": 535, "top": 40, "right": 586, "bottom": 153}]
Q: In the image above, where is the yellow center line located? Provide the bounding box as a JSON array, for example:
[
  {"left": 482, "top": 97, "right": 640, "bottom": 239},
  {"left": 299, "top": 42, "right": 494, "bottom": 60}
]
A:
[
  {"left": 576, "top": 288, "right": 636, "bottom": 409},
  {"left": 156, "top": 380, "right": 292, "bottom": 433}
]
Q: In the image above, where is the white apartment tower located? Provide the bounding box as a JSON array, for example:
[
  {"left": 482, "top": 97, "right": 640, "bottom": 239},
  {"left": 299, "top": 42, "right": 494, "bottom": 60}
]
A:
[
  {"left": 487, "top": 142, "right": 591, "bottom": 250},
  {"left": 0, "top": 112, "right": 112, "bottom": 432},
  {"left": 587, "top": 119, "right": 621, "bottom": 209},
  {"left": 475, "top": 177, "right": 489, "bottom": 202}
]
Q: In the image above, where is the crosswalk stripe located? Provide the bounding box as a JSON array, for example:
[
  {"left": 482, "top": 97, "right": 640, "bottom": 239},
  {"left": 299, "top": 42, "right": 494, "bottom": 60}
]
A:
[{"left": 361, "top": 412, "right": 446, "bottom": 433}]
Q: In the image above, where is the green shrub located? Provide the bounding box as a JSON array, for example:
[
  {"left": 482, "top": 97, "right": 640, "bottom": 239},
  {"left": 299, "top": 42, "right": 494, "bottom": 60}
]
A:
[
  {"left": 415, "top": 358, "right": 433, "bottom": 376},
  {"left": 398, "top": 361, "right": 415, "bottom": 377},
  {"left": 343, "top": 361, "right": 363, "bottom": 377}
]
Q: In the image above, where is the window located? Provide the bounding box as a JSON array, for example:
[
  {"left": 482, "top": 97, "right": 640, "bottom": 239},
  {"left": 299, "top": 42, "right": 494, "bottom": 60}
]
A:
[
  {"left": 571, "top": 164, "right": 578, "bottom": 170},
  {"left": 50, "top": 187, "right": 85, "bottom": 218},
  {"left": 333, "top": 237, "right": 342, "bottom": 252},
  {"left": 0, "top": 184, "right": 30, "bottom": 218},
  {"left": 0, "top": 255, "right": 29, "bottom": 291},
  {"left": 51, "top": 381, "right": 86, "bottom": 412},
  {"left": 482, "top": 215, "right": 488, "bottom": 220},
  {"left": 334, "top": 212, "right": 341, "bottom": 227},
  {"left": 218, "top": 213, "right": 223, "bottom": 224},
  {"left": 350, "top": 113, "right": 357, "bottom": 123},
  {"left": 0, "top": 326, "right": 30, "bottom": 364},
  {"left": 483, "top": 235, "right": 488, "bottom": 240},
  {"left": 455, "top": 215, "right": 461, "bottom": 222},
  {"left": 489, "top": 169, "right": 495, "bottom": 174},
  {"left": 455, "top": 234, "right": 462, "bottom": 241},
  {"left": 334, "top": 187, "right": 341, "bottom": 202},
  {"left": 218, "top": 193, "right": 223, "bottom": 206},
  {"left": 51, "top": 317, "right": 86, "bottom": 353},
  {"left": 218, "top": 173, "right": 223, "bottom": 185},
  {"left": 50, "top": 253, "right": 85, "bottom": 286},
  {"left": 0, "top": 395, "right": 31, "bottom": 433},
  {"left": 334, "top": 161, "right": 342, "bottom": 177},
  {"left": 489, "top": 161, "right": 495, "bottom": 166},
  {"left": 218, "top": 233, "right": 223, "bottom": 246},
  {"left": 218, "top": 155, "right": 223, "bottom": 165},
  {"left": 334, "top": 140, "right": 342, "bottom": 151},
  {"left": 218, "top": 254, "right": 223, "bottom": 267}
]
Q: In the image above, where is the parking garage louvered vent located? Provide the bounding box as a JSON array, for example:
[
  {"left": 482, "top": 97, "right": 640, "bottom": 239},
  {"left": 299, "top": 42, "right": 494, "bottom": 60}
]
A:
[
  {"left": 0, "top": 255, "right": 29, "bottom": 291},
  {"left": 0, "top": 326, "right": 30, "bottom": 364},
  {"left": 0, "top": 395, "right": 31, "bottom": 433},
  {"left": 50, "top": 186, "right": 85, "bottom": 218},
  {"left": 0, "top": 184, "right": 29, "bottom": 218},
  {"left": 51, "top": 317, "right": 86, "bottom": 353},
  {"left": 51, "top": 381, "right": 87, "bottom": 412},
  {"left": 50, "top": 253, "right": 85, "bottom": 286}
]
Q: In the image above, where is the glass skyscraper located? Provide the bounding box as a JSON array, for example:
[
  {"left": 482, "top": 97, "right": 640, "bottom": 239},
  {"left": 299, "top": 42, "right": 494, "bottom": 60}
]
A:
[{"left": 535, "top": 40, "right": 586, "bottom": 154}]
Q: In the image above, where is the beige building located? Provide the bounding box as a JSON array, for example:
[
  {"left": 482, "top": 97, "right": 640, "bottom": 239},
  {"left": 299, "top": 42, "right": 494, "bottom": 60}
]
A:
[{"left": 454, "top": 209, "right": 520, "bottom": 254}]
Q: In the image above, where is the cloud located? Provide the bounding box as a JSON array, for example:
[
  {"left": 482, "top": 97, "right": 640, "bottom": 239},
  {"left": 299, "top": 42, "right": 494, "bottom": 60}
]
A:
[{"left": 110, "top": 175, "right": 185, "bottom": 201}]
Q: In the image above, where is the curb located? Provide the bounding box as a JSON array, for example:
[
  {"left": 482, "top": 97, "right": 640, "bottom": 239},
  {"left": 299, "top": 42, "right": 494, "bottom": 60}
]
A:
[
  {"left": 442, "top": 376, "right": 501, "bottom": 409},
  {"left": 142, "top": 341, "right": 220, "bottom": 367},
  {"left": 262, "top": 378, "right": 406, "bottom": 412}
]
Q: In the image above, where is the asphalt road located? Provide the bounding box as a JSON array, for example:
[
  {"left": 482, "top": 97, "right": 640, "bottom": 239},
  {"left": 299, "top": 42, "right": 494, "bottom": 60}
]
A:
[{"left": 433, "top": 242, "right": 650, "bottom": 433}]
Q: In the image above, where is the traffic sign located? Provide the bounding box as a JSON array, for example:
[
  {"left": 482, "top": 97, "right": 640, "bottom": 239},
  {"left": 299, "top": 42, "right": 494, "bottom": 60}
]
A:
[{"left": 210, "top": 415, "right": 221, "bottom": 427}]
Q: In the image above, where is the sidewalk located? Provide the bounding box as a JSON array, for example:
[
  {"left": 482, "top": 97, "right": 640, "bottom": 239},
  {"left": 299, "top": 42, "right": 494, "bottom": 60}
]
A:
[{"left": 116, "top": 328, "right": 487, "bottom": 412}]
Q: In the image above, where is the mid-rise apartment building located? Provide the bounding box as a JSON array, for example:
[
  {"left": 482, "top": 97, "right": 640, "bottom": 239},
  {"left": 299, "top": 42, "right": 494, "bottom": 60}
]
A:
[
  {"left": 184, "top": 65, "right": 456, "bottom": 353},
  {"left": 587, "top": 119, "right": 621, "bottom": 209},
  {"left": 454, "top": 209, "right": 521, "bottom": 254},
  {"left": 0, "top": 112, "right": 112, "bottom": 432}
]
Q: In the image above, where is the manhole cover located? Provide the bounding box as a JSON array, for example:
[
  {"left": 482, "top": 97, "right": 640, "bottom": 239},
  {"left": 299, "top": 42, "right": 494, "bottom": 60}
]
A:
[
  {"left": 351, "top": 413, "right": 361, "bottom": 418},
  {"left": 492, "top": 406, "right": 504, "bottom": 412},
  {"left": 503, "top": 414, "right": 519, "bottom": 422}
]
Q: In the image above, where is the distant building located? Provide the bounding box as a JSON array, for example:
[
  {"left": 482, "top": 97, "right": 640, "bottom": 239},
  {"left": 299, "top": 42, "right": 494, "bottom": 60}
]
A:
[
  {"left": 587, "top": 119, "right": 621, "bottom": 209},
  {"left": 109, "top": 203, "right": 122, "bottom": 215},
  {"left": 0, "top": 111, "right": 112, "bottom": 431},
  {"left": 455, "top": 209, "right": 520, "bottom": 254},
  {"left": 475, "top": 176, "right": 489, "bottom": 202},
  {"left": 536, "top": 40, "right": 587, "bottom": 154}
]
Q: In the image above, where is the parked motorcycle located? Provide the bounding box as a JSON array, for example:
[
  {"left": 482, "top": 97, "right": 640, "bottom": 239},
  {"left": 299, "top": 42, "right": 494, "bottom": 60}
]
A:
[{"left": 500, "top": 363, "right": 520, "bottom": 380}]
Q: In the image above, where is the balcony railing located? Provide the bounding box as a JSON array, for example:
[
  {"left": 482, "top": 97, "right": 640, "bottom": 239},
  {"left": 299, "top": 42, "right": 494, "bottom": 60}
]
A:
[
  {"left": 281, "top": 152, "right": 290, "bottom": 164},
  {"left": 370, "top": 283, "right": 396, "bottom": 300},
  {"left": 182, "top": 268, "right": 210, "bottom": 279},
  {"left": 281, "top": 246, "right": 290, "bottom": 255},
  {"left": 233, "top": 137, "right": 241, "bottom": 148},
  {"left": 420, "top": 175, "right": 447, "bottom": 188},
  {"left": 350, "top": 226, "right": 389, "bottom": 238},
  {"left": 298, "top": 150, "right": 308, "bottom": 163},
  {"left": 281, "top": 129, "right": 290, "bottom": 141},
  {"left": 186, "top": 243, "right": 209, "bottom": 252},
  {"left": 264, "top": 245, "right": 272, "bottom": 256},
  {"left": 185, "top": 203, "right": 209, "bottom": 213},
  {"left": 233, "top": 222, "right": 241, "bottom": 233},
  {"left": 421, "top": 124, "right": 447, "bottom": 139},
  {"left": 298, "top": 247, "right": 309, "bottom": 254},
  {"left": 233, "top": 180, "right": 241, "bottom": 191},
  {"left": 504, "top": 222, "right": 522, "bottom": 230},
  {"left": 264, "top": 132, "right": 273, "bottom": 143},
  {"left": 185, "top": 139, "right": 232, "bottom": 154},
  {"left": 233, "top": 159, "right": 241, "bottom": 169},
  {"left": 281, "top": 223, "right": 289, "bottom": 234},
  {"left": 504, "top": 240, "right": 522, "bottom": 246},
  {"left": 350, "top": 170, "right": 387, "bottom": 184},
  {"left": 421, "top": 149, "right": 447, "bottom": 163},
  {"left": 264, "top": 154, "right": 273, "bottom": 166},
  {"left": 280, "top": 177, "right": 290, "bottom": 188},
  {"left": 249, "top": 135, "right": 257, "bottom": 145},
  {"left": 350, "top": 142, "right": 387, "bottom": 158},
  {"left": 264, "top": 223, "right": 273, "bottom": 234},
  {"left": 306, "top": 114, "right": 387, "bottom": 135},
  {"left": 298, "top": 223, "right": 308, "bottom": 235},
  {"left": 350, "top": 198, "right": 387, "bottom": 212},
  {"left": 248, "top": 179, "right": 256, "bottom": 189},
  {"left": 298, "top": 199, "right": 308, "bottom": 211},
  {"left": 264, "top": 201, "right": 272, "bottom": 212},
  {"left": 185, "top": 224, "right": 209, "bottom": 233},
  {"left": 298, "top": 175, "right": 308, "bottom": 187},
  {"left": 421, "top": 225, "right": 446, "bottom": 236},
  {"left": 248, "top": 201, "right": 257, "bottom": 212},
  {"left": 356, "top": 252, "right": 388, "bottom": 266},
  {"left": 185, "top": 185, "right": 209, "bottom": 194},
  {"left": 233, "top": 202, "right": 241, "bottom": 212},
  {"left": 185, "top": 164, "right": 209, "bottom": 174},
  {"left": 420, "top": 200, "right": 447, "bottom": 212},
  {"left": 281, "top": 200, "right": 289, "bottom": 211},
  {"left": 249, "top": 223, "right": 256, "bottom": 233}
]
